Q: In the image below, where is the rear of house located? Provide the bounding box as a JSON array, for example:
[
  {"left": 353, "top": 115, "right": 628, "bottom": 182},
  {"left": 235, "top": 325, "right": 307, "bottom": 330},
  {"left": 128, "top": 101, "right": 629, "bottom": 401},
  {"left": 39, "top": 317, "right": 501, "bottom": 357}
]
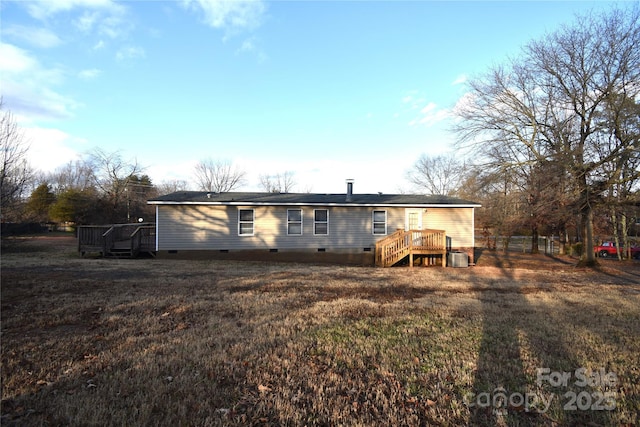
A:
[{"left": 147, "top": 188, "right": 480, "bottom": 266}]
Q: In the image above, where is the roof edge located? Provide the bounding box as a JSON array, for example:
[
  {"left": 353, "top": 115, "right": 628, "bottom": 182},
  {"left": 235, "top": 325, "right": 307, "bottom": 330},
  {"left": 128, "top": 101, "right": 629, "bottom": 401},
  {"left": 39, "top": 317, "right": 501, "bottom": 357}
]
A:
[{"left": 148, "top": 200, "right": 482, "bottom": 208}]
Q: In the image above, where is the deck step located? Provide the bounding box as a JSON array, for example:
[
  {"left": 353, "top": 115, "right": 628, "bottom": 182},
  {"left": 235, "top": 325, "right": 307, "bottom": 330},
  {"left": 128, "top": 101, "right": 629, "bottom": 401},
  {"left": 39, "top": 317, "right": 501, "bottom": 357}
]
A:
[
  {"left": 375, "top": 229, "right": 447, "bottom": 267},
  {"left": 107, "top": 248, "right": 134, "bottom": 258}
]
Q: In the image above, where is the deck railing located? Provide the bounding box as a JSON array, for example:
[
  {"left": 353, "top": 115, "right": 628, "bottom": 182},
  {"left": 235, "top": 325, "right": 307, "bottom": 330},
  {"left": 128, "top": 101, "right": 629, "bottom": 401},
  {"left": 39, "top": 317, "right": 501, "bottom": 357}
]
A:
[
  {"left": 374, "top": 229, "right": 410, "bottom": 267},
  {"left": 77, "top": 226, "right": 112, "bottom": 253},
  {"left": 102, "top": 226, "right": 115, "bottom": 255},
  {"left": 78, "top": 223, "right": 155, "bottom": 257},
  {"left": 375, "top": 229, "right": 446, "bottom": 267},
  {"left": 130, "top": 226, "right": 156, "bottom": 257}
]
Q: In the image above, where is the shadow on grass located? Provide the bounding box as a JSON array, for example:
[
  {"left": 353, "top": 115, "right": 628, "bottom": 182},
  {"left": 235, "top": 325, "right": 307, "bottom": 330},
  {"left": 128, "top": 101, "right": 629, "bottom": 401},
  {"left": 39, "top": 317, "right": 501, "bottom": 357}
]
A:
[
  {"left": 1, "top": 239, "right": 50, "bottom": 254},
  {"left": 542, "top": 254, "right": 577, "bottom": 266},
  {"left": 469, "top": 267, "right": 532, "bottom": 425},
  {"left": 2, "top": 243, "right": 636, "bottom": 426},
  {"left": 469, "top": 264, "right": 619, "bottom": 426},
  {"left": 475, "top": 248, "right": 579, "bottom": 269},
  {"left": 593, "top": 261, "right": 640, "bottom": 284}
]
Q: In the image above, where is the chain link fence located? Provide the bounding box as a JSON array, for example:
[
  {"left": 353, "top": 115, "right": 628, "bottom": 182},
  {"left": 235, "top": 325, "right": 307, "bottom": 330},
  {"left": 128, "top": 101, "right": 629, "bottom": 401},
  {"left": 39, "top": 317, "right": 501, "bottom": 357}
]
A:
[{"left": 475, "top": 236, "right": 578, "bottom": 256}]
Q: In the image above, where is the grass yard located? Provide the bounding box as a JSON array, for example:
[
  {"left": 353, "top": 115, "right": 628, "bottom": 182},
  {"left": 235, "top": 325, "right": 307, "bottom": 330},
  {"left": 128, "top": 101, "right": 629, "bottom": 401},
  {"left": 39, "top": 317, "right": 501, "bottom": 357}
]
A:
[{"left": 1, "top": 235, "right": 639, "bottom": 426}]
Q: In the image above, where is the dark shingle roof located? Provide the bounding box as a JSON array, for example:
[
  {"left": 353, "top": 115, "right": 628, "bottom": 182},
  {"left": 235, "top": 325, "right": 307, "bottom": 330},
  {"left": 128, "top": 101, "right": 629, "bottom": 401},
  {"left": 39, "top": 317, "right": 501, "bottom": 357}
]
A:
[{"left": 148, "top": 191, "right": 480, "bottom": 207}]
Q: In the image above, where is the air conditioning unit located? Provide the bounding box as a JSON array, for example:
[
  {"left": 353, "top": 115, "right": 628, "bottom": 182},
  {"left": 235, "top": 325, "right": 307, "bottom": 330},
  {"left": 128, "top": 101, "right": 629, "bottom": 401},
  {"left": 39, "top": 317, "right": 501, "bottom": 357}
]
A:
[{"left": 448, "top": 251, "right": 468, "bottom": 268}]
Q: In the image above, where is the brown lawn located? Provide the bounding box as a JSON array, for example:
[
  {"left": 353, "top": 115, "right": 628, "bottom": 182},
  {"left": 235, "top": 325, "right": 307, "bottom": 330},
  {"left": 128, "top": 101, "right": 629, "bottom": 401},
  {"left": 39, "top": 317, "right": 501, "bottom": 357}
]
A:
[{"left": 1, "top": 235, "right": 639, "bottom": 426}]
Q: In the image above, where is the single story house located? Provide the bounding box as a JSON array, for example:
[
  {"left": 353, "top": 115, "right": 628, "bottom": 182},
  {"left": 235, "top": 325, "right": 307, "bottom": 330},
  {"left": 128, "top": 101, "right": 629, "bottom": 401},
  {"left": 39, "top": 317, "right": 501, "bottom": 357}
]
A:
[{"left": 147, "top": 182, "right": 480, "bottom": 266}]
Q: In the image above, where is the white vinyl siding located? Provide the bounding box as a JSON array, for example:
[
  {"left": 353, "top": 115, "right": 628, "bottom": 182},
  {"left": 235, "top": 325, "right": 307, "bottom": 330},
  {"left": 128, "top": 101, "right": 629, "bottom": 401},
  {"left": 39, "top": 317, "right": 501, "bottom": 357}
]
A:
[
  {"left": 238, "top": 209, "right": 254, "bottom": 235},
  {"left": 314, "top": 209, "right": 329, "bottom": 235},
  {"left": 372, "top": 210, "right": 387, "bottom": 235},
  {"left": 287, "top": 209, "right": 303, "bottom": 235}
]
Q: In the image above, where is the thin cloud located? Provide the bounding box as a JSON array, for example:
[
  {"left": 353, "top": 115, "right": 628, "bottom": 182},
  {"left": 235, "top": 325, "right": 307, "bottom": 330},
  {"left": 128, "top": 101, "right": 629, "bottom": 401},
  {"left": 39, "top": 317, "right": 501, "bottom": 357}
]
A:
[
  {"left": 409, "top": 102, "right": 452, "bottom": 127},
  {"left": 26, "top": 0, "right": 124, "bottom": 21},
  {"left": 75, "top": 11, "right": 100, "bottom": 32},
  {"left": 24, "top": 0, "right": 131, "bottom": 40},
  {"left": 182, "top": 0, "right": 266, "bottom": 34},
  {"left": 401, "top": 91, "right": 426, "bottom": 111},
  {"left": 239, "top": 38, "right": 256, "bottom": 52},
  {"left": 399, "top": 90, "right": 454, "bottom": 127},
  {"left": 92, "top": 40, "right": 106, "bottom": 51},
  {"left": 0, "top": 43, "right": 38, "bottom": 73},
  {"left": 78, "top": 68, "right": 102, "bottom": 79},
  {"left": 236, "top": 36, "right": 268, "bottom": 62},
  {"left": 452, "top": 74, "right": 467, "bottom": 86},
  {"left": 116, "top": 46, "right": 145, "bottom": 61},
  {"left": 98, "top": 12, "right": 131, "bottom": 39},
  {"left": 3, "top": 25, "right": 62, "bottom": 48},
  {"left": 0, "top": 42, "right": 79, "bottom": 121},
  {"left": 4, "top": 81, "right": 79, "bottom": 122},
  {"left": 421, "top": 102, "right": 437, "bottom": 114}
]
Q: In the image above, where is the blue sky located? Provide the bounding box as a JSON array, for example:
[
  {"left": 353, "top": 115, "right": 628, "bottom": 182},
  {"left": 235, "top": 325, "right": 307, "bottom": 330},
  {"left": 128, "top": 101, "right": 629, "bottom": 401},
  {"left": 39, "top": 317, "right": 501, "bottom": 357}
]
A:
[{"left": 1, "top": 0, "right": 619, "bottom": 194}]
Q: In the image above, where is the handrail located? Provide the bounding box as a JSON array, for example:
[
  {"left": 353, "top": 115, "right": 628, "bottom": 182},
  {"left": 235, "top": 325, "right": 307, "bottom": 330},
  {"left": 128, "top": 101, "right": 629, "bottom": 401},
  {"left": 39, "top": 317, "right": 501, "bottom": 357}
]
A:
[
  {"left": 101, "top": 226, "right": 115, "bottom": 238},
  {"left": 102, "top": 226, "right": 115, "bottom": 255},
  {"left": 376, "top": 232, "right": 409, "bottom": 267},
  {"left": 130, "top": 225, "right": 155, "bottom": 256},
  {"left": 375, "top": 229, "right": 446, "bottom": 267},
  {"left": 131, "top": 226, "right": 142, "bottom": 256},
  {"left": 375, "top": 229, "right": 406, "bottom": 247}
]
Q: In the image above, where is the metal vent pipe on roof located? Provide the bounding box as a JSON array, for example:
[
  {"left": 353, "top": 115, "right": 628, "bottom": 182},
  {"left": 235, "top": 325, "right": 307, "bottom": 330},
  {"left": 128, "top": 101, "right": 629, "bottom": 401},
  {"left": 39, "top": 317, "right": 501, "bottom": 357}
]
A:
[{"left": 346, "top": 179, "right": 354, "bottom": 202}]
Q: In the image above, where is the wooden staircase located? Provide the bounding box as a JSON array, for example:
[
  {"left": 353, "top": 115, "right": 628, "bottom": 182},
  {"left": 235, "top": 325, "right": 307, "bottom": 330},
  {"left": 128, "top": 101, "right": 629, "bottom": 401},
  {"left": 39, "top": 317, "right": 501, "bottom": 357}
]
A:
[
  {"left": 375, "top": 229, "right": 447, "bottom": 267},
  {"left": 78, "top": 224, "right": 156, "bottom": 258}
]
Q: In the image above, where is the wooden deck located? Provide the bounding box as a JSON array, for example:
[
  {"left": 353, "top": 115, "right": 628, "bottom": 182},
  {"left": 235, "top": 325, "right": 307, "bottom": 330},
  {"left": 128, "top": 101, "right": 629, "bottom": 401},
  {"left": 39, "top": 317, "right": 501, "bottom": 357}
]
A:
[
  {"left": 78, "top": 223, "right": 156, "bottom": 258},
  {"left": 375, "top": 229, "right": 447, "bottom": 267}
]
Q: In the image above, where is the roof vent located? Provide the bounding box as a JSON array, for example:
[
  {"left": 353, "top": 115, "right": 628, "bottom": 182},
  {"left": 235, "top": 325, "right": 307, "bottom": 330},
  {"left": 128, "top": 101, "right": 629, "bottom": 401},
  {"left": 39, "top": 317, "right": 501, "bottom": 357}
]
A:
[
  {"left": 346, "top": 179, "right": 354, "bottom": 202},
  {"left": 207, "top": 193, "right": 212, "bottom": 198}
]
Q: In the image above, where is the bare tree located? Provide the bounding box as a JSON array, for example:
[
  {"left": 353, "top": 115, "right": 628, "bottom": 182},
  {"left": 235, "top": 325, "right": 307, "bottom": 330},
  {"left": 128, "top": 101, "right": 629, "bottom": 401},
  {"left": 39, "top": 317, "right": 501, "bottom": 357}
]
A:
[
  {"left": 157, "top": 179, "right": 191, "bottom": 195},
  {"left": 454, "top": 5, "right": 640, "bottom": 266},
  {"left": 406, "top": 154, "right": 466, "bottom": 195},
  {"left": 258, "top": 171, "right": 296, "bottom": 193},
  {"left": 194, "top": 158, "right": 246, "bottom": 192},
  {"left": 0, "top": 101, "right": 32, "bottom": 220},
  {"left": 48, "top": 160, "right": 95, "bottom": 194},
  {"left": 86, "top": 148, "right": 144, "bottom": 222},
  {"left": 88, "top": 148, "right": 143, "bottom": 195}
]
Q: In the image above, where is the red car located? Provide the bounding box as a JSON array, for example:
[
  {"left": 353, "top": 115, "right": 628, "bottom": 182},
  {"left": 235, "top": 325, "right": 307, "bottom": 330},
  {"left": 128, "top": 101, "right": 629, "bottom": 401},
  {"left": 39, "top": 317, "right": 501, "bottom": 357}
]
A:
[{"left": 594, "top": 241, "right": 640, "bottom": 259}]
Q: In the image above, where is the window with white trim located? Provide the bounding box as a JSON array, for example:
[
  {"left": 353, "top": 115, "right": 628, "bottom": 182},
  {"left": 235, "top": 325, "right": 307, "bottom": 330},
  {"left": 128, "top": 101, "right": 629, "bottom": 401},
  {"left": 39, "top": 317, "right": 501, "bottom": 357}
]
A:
[
  {"left": 238, "top": 209, "right": 254, "bottom": 235},
  {"left": 314, "top": 209, "right": 328, "bottom": 235},
  {"left": 373, "top": 210, "right": 387, "bottom": 235},
  {"left": 287, "top": 209, "right": 303, "bottom": 235}
]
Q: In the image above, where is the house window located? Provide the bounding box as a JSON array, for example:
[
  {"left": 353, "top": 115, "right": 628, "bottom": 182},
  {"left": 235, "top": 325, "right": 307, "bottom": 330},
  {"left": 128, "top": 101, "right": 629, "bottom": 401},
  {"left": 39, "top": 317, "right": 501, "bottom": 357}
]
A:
[
  {"left": 314, "top": 209, "right": 328, "bottom": 235},
  {"left": 238, "top": 209, "right": 254, "bottom": 235},
  {"left": 373, "top": 210, "right": 387, "bottom": 235},
  {"left": 287, "top": 209, "right": 303, "bottom": 235}
]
